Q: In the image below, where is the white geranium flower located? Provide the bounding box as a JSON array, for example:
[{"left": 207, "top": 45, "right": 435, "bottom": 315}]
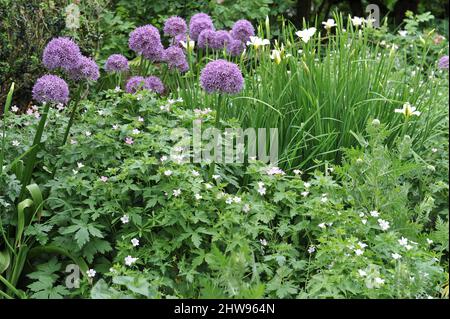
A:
[
  {"left": 194, "top": 193, "right": 202, "bottom": 201},
  {"left": 378, "top": 218, "right": 390, "bottom": 231},
  {"left": 164, "top": 170, "right": 173, "bottom": 176},
  {"left": 307, "top": 246, "right": 316, "bottom": 254},
  {"left": 124, "top": 255, "right": 138, "bottom": 266},
  {"left": 12, "top": 140, "right": 20, "bottom": 147},
  {"left": 191, "top": 170, "right": 200, "bottom": 177},
  {"left": 259, "top": 238, "right": 268, "bottom": 246},
  {"left": 354, "top": 249, "right": 364, "bottom": 256},
  {"left": 295, "top": 27, "right": 316, "bottom": 43},
  {"left": 131, "top": 238, "right": 140, "bottom": 247},
  {"left": 120, "top": 215, "right": 130, "bottom": 224},
  {"left": 398, "top": 237, "right": 408, "bottom": 246},
  {"left": 398, "top": 30, "right": 408, "bottom": 37},
  {"left": 370, "top": 210, "right": 379, "bottom": 217},
  {"left": 77, "top": 162, "right": 84, "bottom": 169},
  {"left": 173, "top": 189, "right": 181, "bottom": 197},
  {"left": 304, "top": 182, "right": 311, "bottom": 188},
  {"left": 392, "top": 253, "right": 402, "bottom": 260},
  {"left": 426, "top": 238, "right": 433, "bottom": 245},
  {"left": 358, "top": 269, "right": 367, "bottom": 277},
  {"left": 318, "top": 223, "right": 326, "bottom": 229},
  {"left": 301, "top": 191, "right": 309, "bottom": 197},
  {"left": 86, "top": 269, "right": 96, "bottom": 278},
  {"left": 374, "top": 277, "right": 385, "bottom": 285},
  {"left": 242, "top": 204, "right": 250, "bottom": 213},
  {"left": 11, "top": 105, "right": 19, "bottom": 113}
]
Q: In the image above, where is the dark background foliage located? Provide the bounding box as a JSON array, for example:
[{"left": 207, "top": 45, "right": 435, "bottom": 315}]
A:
[{"left": 0, "top": 0, "right": 448, "bottom": 111}]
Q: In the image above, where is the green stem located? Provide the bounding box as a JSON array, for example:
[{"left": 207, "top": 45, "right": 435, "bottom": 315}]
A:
[
  {"left": 18, "top": 102, "right": 51, "bottom": 202},
  {"left": 0, "top": 273, "right": 23, "bottom": 299},
  {"left": 0, "top": 83, "right": 15, "bottom": 175},
  {"left": 61, "top": 85, "right": 84, "bottom": 146}
]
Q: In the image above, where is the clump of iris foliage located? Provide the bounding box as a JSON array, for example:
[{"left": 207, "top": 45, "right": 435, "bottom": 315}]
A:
[{"left": 0, "top": 11, "right": 448, "bottom": 299}]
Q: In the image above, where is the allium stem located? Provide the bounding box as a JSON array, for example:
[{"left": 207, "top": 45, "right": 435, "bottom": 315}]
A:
[
  {"left": 61, "top": 85, "right": 83, "bottom": 146},
  {"left": 19, "top": 102, "right": 50, "bottom": 201}
]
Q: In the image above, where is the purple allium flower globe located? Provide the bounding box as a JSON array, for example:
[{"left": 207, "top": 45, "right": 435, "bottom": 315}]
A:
[
  {"left": 164, "top": 16, "right": 187, "bottom": 37},
  {"left": 145, "top": 76, "right": 165, "bottom": 94},
  {"left": 231, "top": 20, "right": 255, "bottom": 42},
  {"left": 227, "top": 39, "right": 245, "bottom": 57},
  {"left": 189, "top": 14, "right": 215, "bottom": 41},
  {"left": 42, "top": 37, "right": 81, "bottom": 71},
  {"left": 209, "top": 30, "right": 231, "bottom": 50},
  {"left": 198, "top": 29, "right": 215, "bottom": 49},
  {"left": 200, "top": 59, "right": 244, "bottom": 94},
  {"left": 68, "top": 56, "right": 100, "bottom": 81},
  {"left": 163, "top": 46, "right": 189, "bottom": 73},
  {"left": 105, "top": 54, "right": 129, "bottom": 72},
  {"left": 32, "top": 75, "right": 70, "bottom": 104},
  {"left": 126, "top": 76, "right": 165, "bottom": 94},
  {"left": 126, "top": 76, "right": 146, "bottom": 94},
  {"left": 438, "top": 55, "right": 449, "bottom": 69},
  {"left": 129, "top": 25, "right": 164, "bottom": 62}
]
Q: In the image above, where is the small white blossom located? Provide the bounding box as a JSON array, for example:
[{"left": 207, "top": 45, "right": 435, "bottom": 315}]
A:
[
  {"left": 194, "top": 193, "right": 202, "bottom": 201},
  {"left": 259, "top": 238, "right": 268, "bottom": 246},
  {"left": 354, "top": 249, "right": 364, "bottom": 256},
  {"left": 392, "top": 253, "right": 402, "bottom": 260},
  {"left": 358, "top": 269, "right": 367, "bottom": 277},
  {"left": 86, "top": 269, "right": 96, "bottom": 278},
  {"left": 378, "top": 218, "right": 390, "bottom": 231},
  {"left": 293, "top": 169, "right": 302, "bottom": 175},
  {"left": 191, "top": 170, "right": 200, "bottom": 177},
  {"left": 318, "top": 223, "right": 326, "bottom": 229},
  {"left": 131, "top": 238, "right": 140, "bottom": 247},
  {"left": 85, "top": 131, "right": 92, "bottom": 137},
  {"left": 120, "top": 215, "right": 130, "bottom": 224},
  {"left": 12, "top": 140, "right": 20, "bottom": 147},
  {"left": 295, "top": 27, "right": 316, "bottom": 43},
  {"left": 124, "top": 255, "right": 138, "bottom": 266},
  {"left": 173, "top": 189, "right": 181, "bottom": 197},
  {"left": 164, "top": 170, "right": 173, "bottom": 176},
  {"left": 374, "top": 277, "right": 385, "bottom": 285},
  {"left": 242, "top": 204, "right": 250, "bottom": 213},
  {"left": 132, "top": 129, "right": 140, "bottom": 135},
  {"left": 301, "top": 191, "right": 309, "bottom": 197},
  {"left": 212, "top": 174, "right": 221, "bottom": 180},
  {"left": 398, "top": 237, "right": 408, "bottom": 246},
  {"left": 307, "top": 246, "right": 316, "bottom": 254},
  {"left": 304, "top": 182, "right": 311, "bottom": 188},
  {"left": 426, "top": 238, "right": 433, "bottom": 245},
  {"left": 370, "top": 210, "right": 379, "bottom": 217},
  {"left": 77, "top": 162, "right": 84, "bottom": 169},
  {"left": 11, "top": 105, "right": 19, "bottom": 113}
]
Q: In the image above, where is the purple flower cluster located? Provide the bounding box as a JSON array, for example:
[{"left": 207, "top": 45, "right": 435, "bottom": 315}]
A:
[
  {"left": 32, "top": 75, "right": 70, "bottom": 104},
  {"left": 227, "top": 39, "right": 246, "bottom": 57},
  {"left": 189, "top": 13, "right": 215, "bottom": 41},
  {"left": 438, "top": 55, "right": 449, "bottom": 69},
  {"left": 68, "top": 56, "right": 100, "bottom": 81},
  {"left": 145, "top": 76, "right": 165, "bottom": 94},
  {"left": 129, "top": 25, "right": 164, "bottom": 62},
  {"left": 105, "top": 54, "right": 129, "bottom": 72},
  {"left": 230, "top": 19, "right": 255, "bottom": 42},
  {"left": 164, "top": 16, "right": 187, "bottom": 37},
  {"left": 42, "top": 37, "right": 81, "bottom": 71},
  {"left": 209, "top": 30, "right": 231, "bottom": 50},
  {"left": 163, "top": 46, "right": 189, "bottom": 73},
  {"left": 198, "top": 29, "right": 215, "bottom": 49},
  {"left": 126, "top": 76, "right": 165, "bottom": 94},
  {"left": 200, "top": 59, "right": 244, "bottom": 94}
]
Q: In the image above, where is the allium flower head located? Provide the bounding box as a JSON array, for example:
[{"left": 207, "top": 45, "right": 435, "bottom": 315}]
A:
[
  {"left": 200, "top": 59, "right": 244, "bottom": 94},
  {"left": 145, "top": 76, "right": 165, "bottom": 94},
  {"left": 105, "top": 54, "right": 129, "bottom": 72},
  {"left": 227, "top": 39, "right": 245, "bottom": 57},
  {"left": 163, "top": 46, "right": 189, "bottom": 73},
  {"left": 190, "top": 13, "right": 211, "bottom": 22},
  {"left": 438, "top": 55, "right": 449, "bottom": 69},
  {"left": 231, "top": 19, "right": 255, "bottom": 42},
  {"left": 164, "top": 16, "right": 187, "bottom": 37},
  {"left": 32, "top": 75, "right": 70, "bottom": 104},
  {"left": 42, "top": 37, "right": 81, "bottom": 71},
  {"left": 126, "top": 76, "right": 146, "bottom": 93},
  {"left": 198, "top": 29, "right": 215, "bottom": 49},
  {"left": 189, "top": 16, "right": 215, "bottom": 41},
  {"left": 209, "top": 30, "right": 231, "bottom": 50},
  {"left": 68, "top": 56, "right": 100, "bottom": 81},
  {"left": 129, "top": 25, "right": 164, "bottom": 62}
]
